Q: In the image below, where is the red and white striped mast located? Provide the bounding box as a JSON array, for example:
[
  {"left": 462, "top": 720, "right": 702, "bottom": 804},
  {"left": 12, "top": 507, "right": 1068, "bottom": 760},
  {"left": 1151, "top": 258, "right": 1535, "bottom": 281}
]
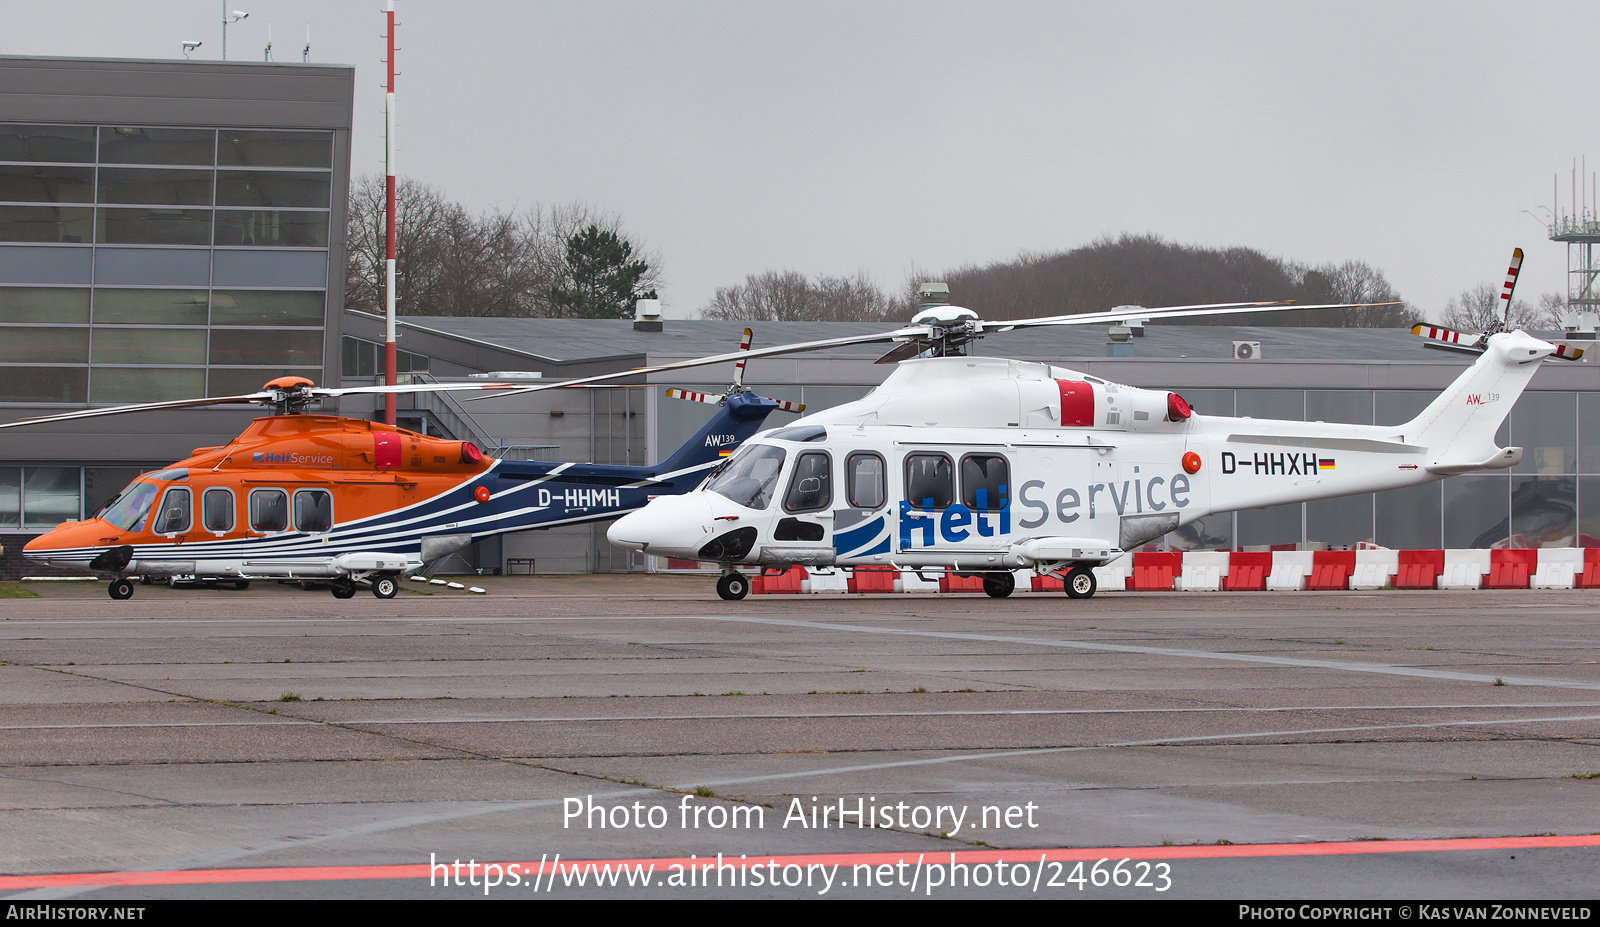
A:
[{"left": 383, "top": 0, "right": 398, "bottom": 426}]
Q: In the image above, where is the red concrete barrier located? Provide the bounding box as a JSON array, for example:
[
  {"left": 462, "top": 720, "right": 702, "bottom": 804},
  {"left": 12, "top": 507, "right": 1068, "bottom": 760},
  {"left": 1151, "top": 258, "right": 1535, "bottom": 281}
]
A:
[
  {"left": 1130, "top": 552, "right": 1182, "bottom": 591},
  {"left": 1485, "top": 549, "right": 1538, "bottom": 590},
  {"left": 1579, "top": 549, "right": 1600, "bottom": 589},
  {"left": 1394, "top": 550, "right": 1445, "bottom": 589},
  {"left": 1223, "top": 552, "right": 1272, "bottom": 591},
  {"left": 753, "top": 566, "right": 805, "bottom": 594},
  {"left": 847, "top": 566, "right": 897, "bottom": 594},
  {"left": 939, "top": 573, "right": 987, "bottom": 593},
  {"left": 1307, "top": 550, "right": 1356, "bottom": 591}
]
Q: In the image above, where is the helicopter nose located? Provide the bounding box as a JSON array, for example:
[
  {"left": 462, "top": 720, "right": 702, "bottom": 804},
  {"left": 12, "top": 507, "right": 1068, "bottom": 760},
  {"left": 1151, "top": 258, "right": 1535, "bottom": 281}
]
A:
[{"left": 608, "top": 494, "right": 715, "bottom": 556}]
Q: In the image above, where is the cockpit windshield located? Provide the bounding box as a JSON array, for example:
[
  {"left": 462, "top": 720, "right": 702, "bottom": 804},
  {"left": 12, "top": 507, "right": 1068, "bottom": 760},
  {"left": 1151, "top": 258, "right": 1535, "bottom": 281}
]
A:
[
  {"left": 99, "top": 480, "right": 161, "bottom": 531},
  {"left": 704, "top": 444, "right": 787, "bottom": 510}
]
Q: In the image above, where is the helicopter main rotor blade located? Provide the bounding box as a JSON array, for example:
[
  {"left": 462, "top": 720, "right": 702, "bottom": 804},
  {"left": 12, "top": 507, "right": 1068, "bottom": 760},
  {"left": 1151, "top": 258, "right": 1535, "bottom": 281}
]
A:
[
  {"left": 474, "top": 325, "right": 933, "bottom": 401},
  {"left": 0, "top": 392, "right": 274, "bottom": 431},
  {"left": 984, "top": 300, "right": 1402, "bottom": 331},
  {"left": 312, "top": 381, "right": 516, "bottom": 398}
]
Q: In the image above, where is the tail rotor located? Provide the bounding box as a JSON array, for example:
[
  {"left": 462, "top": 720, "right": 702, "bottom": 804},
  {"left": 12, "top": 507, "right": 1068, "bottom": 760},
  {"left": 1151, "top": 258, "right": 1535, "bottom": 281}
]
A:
[
  {"left": 1412, "top": 247, "right": 1585, "bottom": 361},
  {"left": 665, "top": 328, "right": 807, "bottom": 413}
]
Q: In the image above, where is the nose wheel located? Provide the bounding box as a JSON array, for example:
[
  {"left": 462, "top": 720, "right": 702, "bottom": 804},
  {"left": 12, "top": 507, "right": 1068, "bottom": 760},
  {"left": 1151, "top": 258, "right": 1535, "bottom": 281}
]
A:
[
  {"left": 371, "top": 574, "right": 400, "bottom": 599},
  {"left": 1062, "top": 566, "right": 1097, "bottom": 599},
  {"left": 716, "top": 572, "right": 749, "bottom": 600}
]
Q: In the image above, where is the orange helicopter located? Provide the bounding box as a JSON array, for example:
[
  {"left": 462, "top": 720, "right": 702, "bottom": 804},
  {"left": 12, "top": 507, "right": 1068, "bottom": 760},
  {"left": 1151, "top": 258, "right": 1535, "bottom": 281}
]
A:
[{"left": 12, "top": 336, "right": 799, "bottom": 600}]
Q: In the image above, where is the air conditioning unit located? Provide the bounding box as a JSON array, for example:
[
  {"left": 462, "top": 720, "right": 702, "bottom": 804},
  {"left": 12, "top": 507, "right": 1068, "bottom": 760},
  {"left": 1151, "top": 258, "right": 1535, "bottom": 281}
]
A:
[{"left": 1233, "top": 341, "right": 1262, "bottom": 360}]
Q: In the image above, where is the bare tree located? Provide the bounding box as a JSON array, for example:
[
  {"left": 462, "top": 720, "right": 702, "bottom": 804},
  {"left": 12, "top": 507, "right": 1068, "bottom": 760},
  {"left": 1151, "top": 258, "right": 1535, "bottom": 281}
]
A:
[
  {"left": 1440, "top": 282, "right": 1555, "bottom": 332},
  {"left": 346, "top": 176, "right": 663, "bottom": 318},
  {"left": 701, "top": 270, "right": 892, "bottom": 321}
]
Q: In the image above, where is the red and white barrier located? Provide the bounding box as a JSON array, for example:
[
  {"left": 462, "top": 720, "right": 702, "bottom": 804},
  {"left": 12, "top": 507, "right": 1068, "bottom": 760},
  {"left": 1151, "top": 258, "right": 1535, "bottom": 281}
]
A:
[{"left": 748, "top": 547, "right": 1600, "bottom": 594}]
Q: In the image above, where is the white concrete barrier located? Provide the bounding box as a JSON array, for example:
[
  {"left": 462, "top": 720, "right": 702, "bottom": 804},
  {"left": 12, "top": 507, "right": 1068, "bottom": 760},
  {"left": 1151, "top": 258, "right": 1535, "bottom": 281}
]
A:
[
  {"left": 1440, "top": 549, "right": 1491, "bottom": 589},
  {"left": 1093, "top": 554, "right": 1133, "bottom": 593},
  {"left": 897, "top": 571, "right": 940, "bottom": 593},
  {"left": 1532, "top": 548, "right": 1584, "bottom": 590},
  {"left": 1350, "top": 549, "right": 1399, "bottom": 590},
  {"left": 1176, "top": 551, "right": 1229, "bottom": 592},
  {"left": 1266, "top": 550, "right": 1313, "bottom": 591},
  {"left": 803, "top": 570, "right": 849, "bottom": 594}
]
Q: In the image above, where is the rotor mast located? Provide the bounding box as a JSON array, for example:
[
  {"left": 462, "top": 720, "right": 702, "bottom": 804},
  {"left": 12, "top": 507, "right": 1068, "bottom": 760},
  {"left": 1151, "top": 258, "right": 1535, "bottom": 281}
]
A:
[{"left": 383, "top": 1, "right": 398, "bottom": 426}]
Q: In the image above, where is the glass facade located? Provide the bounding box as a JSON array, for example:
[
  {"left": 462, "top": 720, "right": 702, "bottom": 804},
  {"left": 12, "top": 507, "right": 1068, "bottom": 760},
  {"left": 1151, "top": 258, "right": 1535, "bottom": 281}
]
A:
[
  {"left": 0, "top": 123, "right": 332, "bottom": 404},
  {"left": 0, "top": 464, "right": 164, "bottom": 529}
]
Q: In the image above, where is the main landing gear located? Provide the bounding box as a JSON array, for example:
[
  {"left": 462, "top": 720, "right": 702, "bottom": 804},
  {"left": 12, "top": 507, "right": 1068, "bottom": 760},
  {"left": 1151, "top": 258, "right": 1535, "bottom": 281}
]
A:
[
  {"left": 716, "top": 572, "right": 749, "bottom": 601},
  {"left": 1062, "top": 566, "right": 1097, "bottom": 599},
  {"left": 108, "top": 578, "right": 134, "bottom": 600},
  {"left": 982, "top": 571, "right": 1015, "bottom": 598},
  {"left": 330, "top": 581, "right": 357, "bottom": 599}
]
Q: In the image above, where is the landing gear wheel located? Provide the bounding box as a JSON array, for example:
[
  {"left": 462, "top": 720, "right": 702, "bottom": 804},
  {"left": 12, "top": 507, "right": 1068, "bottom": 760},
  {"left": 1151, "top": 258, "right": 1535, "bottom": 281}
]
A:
[
  {"left": 1063, "top": 566, "right": 1097, "bottom": 599},
  {"left": 330, "top": 582, "right": 356, "bottom": 599},
  {"left": 982, "top": 571, "right": 1015, "bottom": 598},
  {"left": 232, "top": 580, "right": 250, "bottom": 590},
  {"left": 108, "top": 579, "right": 134, "bottom": 600},
  {"left": 716, "top": 572, "right": 749, "bottom": 601},
  {"left": 371, "top": 574, "right": 399, "bottom": 599},
  {"left": 139, "top": 575, "right": 153, "bottom": 585}
]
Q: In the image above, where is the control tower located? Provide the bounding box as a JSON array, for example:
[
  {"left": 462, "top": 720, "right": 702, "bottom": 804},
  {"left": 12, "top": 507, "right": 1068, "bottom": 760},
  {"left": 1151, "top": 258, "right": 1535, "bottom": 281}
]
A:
[{"left": 1550, "top": 160, "right": 1600, "bottom": 338}]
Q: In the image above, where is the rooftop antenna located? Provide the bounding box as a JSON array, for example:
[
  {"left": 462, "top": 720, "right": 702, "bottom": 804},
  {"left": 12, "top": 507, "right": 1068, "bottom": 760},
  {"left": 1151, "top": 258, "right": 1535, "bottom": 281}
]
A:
[
  {"left": 302, "top": 25, "right": 311, "bottom": 63},
  {"left": 181, "top": 40, "right": 202, "bottom": 59},
  {"left": 264, "top": 24, "right": 272, "bottom": 62},
  {"left": 222, "top": 6, "right": 249, "bottom": 61}
]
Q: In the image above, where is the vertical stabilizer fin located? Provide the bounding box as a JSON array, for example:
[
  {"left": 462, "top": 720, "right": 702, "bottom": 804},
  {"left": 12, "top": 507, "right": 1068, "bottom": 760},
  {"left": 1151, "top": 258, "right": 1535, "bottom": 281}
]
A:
[{"left": 1403, "top": 331, "right": 1553, "bottom": 473}]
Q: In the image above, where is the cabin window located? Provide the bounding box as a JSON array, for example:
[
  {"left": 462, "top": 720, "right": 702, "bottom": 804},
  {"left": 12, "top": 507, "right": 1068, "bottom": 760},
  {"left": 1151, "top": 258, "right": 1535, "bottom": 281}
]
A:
[
  {"left": 152, "top": 487, "right": 191, "bottom": 534},
  {"left": 904, "top": 453, "right": 953, "bottom": 510},
  {"left": 294, "top": 489, "right": 332, "bottom": 533},
  {"left": 783, "top": 451, "right": 832, "bottom": 513},
  {"left": 961, "top": 454, "right": 1009, "bottom": 511},
  {"left": 846, "top": 452, "right": 885, "bottom": 509},
  {"left": 250, "top": 489, "right": 288, "bottom": 532},
  {"left": 705, "top": 444, "right": 786, "bottom": 510},
  {"left": 202, "top": 488, "right": 235, "bottom": 533}
]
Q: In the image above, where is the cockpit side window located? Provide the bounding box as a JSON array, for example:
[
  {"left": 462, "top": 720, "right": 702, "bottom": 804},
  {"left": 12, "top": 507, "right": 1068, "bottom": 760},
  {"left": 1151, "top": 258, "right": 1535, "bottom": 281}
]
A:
[
  {"left": 904, "top": 452, "right": 953, "bottom": 510},
  {"left": 783, "top": 451, "right": 832, "bottom": 513},
  {"left": 152, "top": 487, "right": 192, "bottom": 534},
  {"left": 705, "top": 444, "right": 786, "bottom": 510}
]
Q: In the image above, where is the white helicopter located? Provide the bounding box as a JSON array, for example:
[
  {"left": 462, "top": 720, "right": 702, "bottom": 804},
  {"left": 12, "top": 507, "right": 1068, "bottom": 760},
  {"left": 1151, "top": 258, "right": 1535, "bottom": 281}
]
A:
[{"left": 573, "top": 251, "right": 1581, "bottom": 600}]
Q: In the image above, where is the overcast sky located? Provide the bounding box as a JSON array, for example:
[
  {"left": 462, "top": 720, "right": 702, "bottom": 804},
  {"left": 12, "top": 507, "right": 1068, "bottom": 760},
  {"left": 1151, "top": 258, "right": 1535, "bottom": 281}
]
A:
[{"left": 4, "top": 1, "right": 1598, "bottom": 322}]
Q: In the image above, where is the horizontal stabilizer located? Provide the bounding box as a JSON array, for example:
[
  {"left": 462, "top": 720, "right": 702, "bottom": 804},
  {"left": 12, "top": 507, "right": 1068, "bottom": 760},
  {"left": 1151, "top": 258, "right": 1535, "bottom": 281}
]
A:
[{"left": 1426, "top": 446, "right": 1522, "bottom": 475}]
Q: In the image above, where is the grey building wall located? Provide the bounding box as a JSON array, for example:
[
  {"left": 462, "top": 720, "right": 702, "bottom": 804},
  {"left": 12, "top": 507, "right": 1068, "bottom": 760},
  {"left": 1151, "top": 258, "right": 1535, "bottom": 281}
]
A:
[{"left": 0, "top": 56, "right": 353, "bottom": 569}]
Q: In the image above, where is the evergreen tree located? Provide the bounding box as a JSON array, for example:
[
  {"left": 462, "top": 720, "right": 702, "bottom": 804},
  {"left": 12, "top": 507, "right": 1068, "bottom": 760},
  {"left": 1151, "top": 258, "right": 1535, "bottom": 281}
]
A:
[{"left": 550, "top": 224, "right": 656, "bottom": 319}]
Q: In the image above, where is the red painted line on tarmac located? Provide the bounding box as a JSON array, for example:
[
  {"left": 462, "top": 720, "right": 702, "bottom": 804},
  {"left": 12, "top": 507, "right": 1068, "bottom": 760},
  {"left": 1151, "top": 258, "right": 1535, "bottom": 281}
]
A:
[{"left": 4, "top": 835, "right": 1598, "bottom": 890}]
